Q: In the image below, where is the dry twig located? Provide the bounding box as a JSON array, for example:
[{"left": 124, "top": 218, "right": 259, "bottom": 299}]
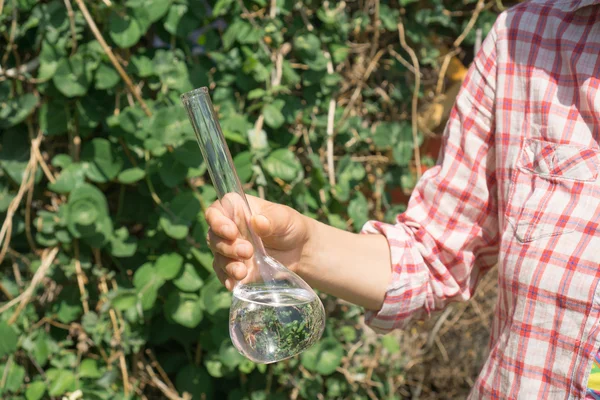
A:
[
  {"left": 0, "top": 132, "right": 43, "bottom": 265},
  {"left": 397, "top": 21, "right": 422, "bottom": 180},
  {"left": 63, "top": 0, "right": 78, "bottom": 55},
  {"left": 3, "top": 247, "right": 59, "bottom": 323},
  {"left": 74, "top": 0, "right": 152, "bottom": 117}
]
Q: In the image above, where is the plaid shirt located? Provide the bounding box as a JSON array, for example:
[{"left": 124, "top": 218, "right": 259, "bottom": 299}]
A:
[{"left": 362, "top": 1, "right": 600, "bottom": 398}]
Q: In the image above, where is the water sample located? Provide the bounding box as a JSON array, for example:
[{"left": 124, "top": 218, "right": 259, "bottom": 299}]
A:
[
  {"left": 181, "top": 87, "right": 326, "bottom": 364},
  {"left": 230, "top": 285, "right": 326, "bottom": 363}
]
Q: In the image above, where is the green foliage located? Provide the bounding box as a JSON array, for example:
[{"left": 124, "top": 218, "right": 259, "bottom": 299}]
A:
[{"left": 0, "top": 0, "right": 506, "bottom": 398}]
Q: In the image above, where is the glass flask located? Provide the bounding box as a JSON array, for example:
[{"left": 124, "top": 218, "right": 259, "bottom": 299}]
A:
[{"left": 181, "top": 87, "right": 326, "bottom": 364}]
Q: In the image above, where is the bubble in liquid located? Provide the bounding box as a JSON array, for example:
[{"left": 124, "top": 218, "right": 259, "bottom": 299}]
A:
[{"left": 229, "top": 285, "right": 326, "bottom": 364}]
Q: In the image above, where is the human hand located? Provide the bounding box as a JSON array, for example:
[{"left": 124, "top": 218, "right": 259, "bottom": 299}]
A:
[{"left": 205, "top": 194, "right": 312, "bottom": 290}]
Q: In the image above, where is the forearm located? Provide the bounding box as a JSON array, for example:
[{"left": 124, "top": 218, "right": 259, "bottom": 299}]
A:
[{"left": 298, "top": 217, "right": 392, "bottom": 311}]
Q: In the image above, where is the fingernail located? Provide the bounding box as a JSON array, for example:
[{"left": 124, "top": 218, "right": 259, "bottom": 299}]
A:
[
  {"left": 236, "top": 243, "right": 251, "bottom": 258},
  {"left": 225, "top": 279, "right": 232, "bottom": 290}
]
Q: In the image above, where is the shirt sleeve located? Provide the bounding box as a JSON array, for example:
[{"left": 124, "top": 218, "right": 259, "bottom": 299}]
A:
[{"left": 362, "top": 22, "right": 500, "bottom": 334}]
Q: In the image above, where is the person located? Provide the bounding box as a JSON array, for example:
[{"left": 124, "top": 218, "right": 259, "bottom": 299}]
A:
[{"left": 204, "top": 1, "right": 600, "bottom": 398}]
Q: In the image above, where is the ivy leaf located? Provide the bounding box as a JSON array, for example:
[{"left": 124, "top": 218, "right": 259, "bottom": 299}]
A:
[
  {"left": 81, "top": 138, "right": 124, "bottom": 183},
  {"left": 0, "top": 322, "right": 18, "bottom": 357},
  {"left": 109, "top": 11, "right": 143, "bottom": 48},
  {"left": 52, "top": 54, "right": 93, "bottom": 97},
  {"left": 301, "top": 338, "right": 344, "bottom": 375},
  {"left": 156, "top": 252, "right": 184, "bottom": 280},
  {"left": 173, "top": 263, "right": 204, "bottom": 292},
  {"left": 263, "top": 149, "right": 302, "bottom": 182},
  {"left": 47, "top": 369, "right": 77, "bottom": 396},
  {"left": 165, "top": 292, "right": 203, "bottom": 328}
]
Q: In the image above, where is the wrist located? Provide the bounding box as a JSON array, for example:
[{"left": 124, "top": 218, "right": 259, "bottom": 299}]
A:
[{"left": 297, "top": 214, "right": 321, "bottom": 279}]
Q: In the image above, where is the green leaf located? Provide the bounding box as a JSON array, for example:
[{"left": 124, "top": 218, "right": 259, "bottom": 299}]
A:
[
  {"left": 164, "top": 4, "right": 198, "bottom": 38},
  {"left": 135, "top": 0, "right": 171, "bottom": 22},
  {"left": 0, "top": 93, "right": 38, "bottom": 128},
  {"left": 47, "top": 369, "right": 77, "bottom": 396},
  {"left": 219, "top": 342, "right": 244, "bottom": 369},
  {"left": 381, "top": 334, "right": 401, "bottom": 354},
  {"left": 263, "top": 104, "right": 285, "bottom": 129},
  {"left": 52, "top": 54, "right": 93, "bottom": 97},
  {"left": 117, "top": 167, "right": 145, "bottom": 184},
  {"left": 173, "top": 263, "right": 204, "bottom": 292},
  {"left": 0, "top": 322, "right": 18, "bottom": 358},
  {"left": 133, "top": 263, "right": 165, "bottom": 310},
  {"left": 158, "top": 152, "right": 188, "bottom": 188},
  {"left": 48, "top": 163, "right": 86, "bottom": 194},
  {"left": 263, "top": 149, "right": 302, "bottom": 182},
  {"left": 109, "top": 11, "right": 143, "bottom": 48},
  {"left": 79, "top": 358, "right": 103, "bottom": 378},
  {"left": 234, "top": 151, "right": 253, "bottom": 184},
  {"left": 176, "top": 365, "right": 212, "bottom": 399},
  {"left": 38, "top": 39, "right": 64, "bottom": 81},
  {"left": 94, "top": 63, "right": 120, "bottom": 90},
  {"left": 110, "top": 289, "right": 138, "bottom": 311},
  {"left": 129, "top": 54, "right": 154, "bottom": 77},
  {"left": 201, "top": 277, "right": 231, "bottom": 315},
  {"left": 165, "top": 292, "right": 203, "bottom": 328},
  {"left": 348, "top": 192, "right": 369, "bottom": 231},
  {"left": 109, "top": 227, "right": 138, "bottom": 257},
  {"left": 159, "top": 191, "right": 201, "bottom": 239},
  {"left": 0, "top": 362, "right": 25, "bottom": 394},
  {"left": 0, "top": 130, "right": 36, "bottom": 185},
  {"left": 81, "top": 138, "right": 124, "bottom": 183},
  {"left": 155, "top": 252, "right": 184, "bottom": 280},
  {"left": 25, "top": 381, "right": 46, "bottom": 400},
  {"left": 213, "top": 0, "right": 235, "bottom": 16},
  {"left": 31, "top": 332, "right": 51, "bottom": 366},
  {"left": 39, "top": 101, "right": 68, "bottom": 136},
  {"left": 301, "top": 338, "right": 344, "bottom": 375},
  {"left": 148, "top": 106, "right": 192, "bottom": 147}
]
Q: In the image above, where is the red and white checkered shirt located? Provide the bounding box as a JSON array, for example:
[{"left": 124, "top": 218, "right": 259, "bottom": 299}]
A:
[{"left": 362, "top": 1, "right": 600, "bottom": 398}]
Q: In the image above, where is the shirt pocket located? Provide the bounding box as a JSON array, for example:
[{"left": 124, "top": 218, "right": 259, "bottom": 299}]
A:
[{"left": 506, "top": 138, "right": 599, "bottom": 243}]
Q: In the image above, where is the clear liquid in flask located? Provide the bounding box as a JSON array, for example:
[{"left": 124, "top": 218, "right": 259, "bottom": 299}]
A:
[{"left": 230, "top": 285, "right": 326, "bottom": 364}]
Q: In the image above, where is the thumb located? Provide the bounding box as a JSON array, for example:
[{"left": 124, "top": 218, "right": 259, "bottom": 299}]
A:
[{"left": 249, "top": 202, "right": 294, "bottom": 238}]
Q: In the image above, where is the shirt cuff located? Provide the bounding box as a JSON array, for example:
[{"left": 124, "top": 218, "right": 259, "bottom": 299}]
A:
[{"left": 360, "top": 220, "right": 431, "bottom": 334}]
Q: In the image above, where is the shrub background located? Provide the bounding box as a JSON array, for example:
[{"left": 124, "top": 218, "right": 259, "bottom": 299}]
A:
[{"left": 0, "top": 0, "right": 513, "bottom": 399}]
